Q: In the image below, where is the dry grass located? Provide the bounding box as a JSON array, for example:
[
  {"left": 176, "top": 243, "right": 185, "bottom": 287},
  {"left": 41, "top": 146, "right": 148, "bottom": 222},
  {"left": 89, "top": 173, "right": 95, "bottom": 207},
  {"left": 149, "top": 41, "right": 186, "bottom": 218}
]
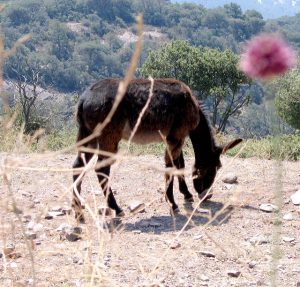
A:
[{"left": 1, "top": 14, "right": 299, "bottom": 287}]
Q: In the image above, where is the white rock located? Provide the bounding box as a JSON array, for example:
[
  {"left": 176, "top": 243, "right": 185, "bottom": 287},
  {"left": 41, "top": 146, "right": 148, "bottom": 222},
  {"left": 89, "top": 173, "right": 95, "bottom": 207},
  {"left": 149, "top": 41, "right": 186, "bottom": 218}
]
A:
[
  {"left": 200, "top": 275, "right": 209, "bottom": 281},
  {"left": 227, "top": 270, "right": 241, "bottom": 277},
  {"left": 25, "top": 232, "right": 37, "bottom": 240},
  {"left": 33, "top": 223, "right": 43, "bottom": 233},
  {"left": 222, "top": 173, "right": 238, "bottom": 184},
  {"left": 282, "top": 236, "right": 295, "bottom": 243},
  {"left": 291, "top": 189, "right": 300, "bottom": 205},
  {"left": 259, "top": 203, "right": 279, "bottom": 213},
  {"left": 250, "top": 235, "right": 270, "bottom": 245},
  {"left": 10, "top": 262, "right": 18, "bottom": 268},
  {"left": 170, "top": 241, "right": 181, "bottom": 249},
  {"left": 199, "top": 251, "right": 216, "bottom": 258},
  {"left": 128, "top": 201, "right": 145, "bottom": 213},
  {"left": 45, "top": 211, "right": 65, "bottom": 219},
  {"left": 283, "top": 213, "right": 293, "bottom": 221}
]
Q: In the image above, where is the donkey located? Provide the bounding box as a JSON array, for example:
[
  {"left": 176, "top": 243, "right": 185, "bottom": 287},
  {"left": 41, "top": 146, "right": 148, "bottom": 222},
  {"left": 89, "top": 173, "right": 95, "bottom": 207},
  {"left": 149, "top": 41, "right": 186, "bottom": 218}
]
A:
[{"left": 72, "top": 78, "right": 242, "bottom": 222}]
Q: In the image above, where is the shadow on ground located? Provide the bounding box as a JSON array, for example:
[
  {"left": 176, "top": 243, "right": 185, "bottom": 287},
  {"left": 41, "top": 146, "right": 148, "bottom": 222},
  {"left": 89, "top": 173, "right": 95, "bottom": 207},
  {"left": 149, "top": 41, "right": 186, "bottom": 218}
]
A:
[{"left": 122, "top": 200, "right": 233, "bottom": 234}]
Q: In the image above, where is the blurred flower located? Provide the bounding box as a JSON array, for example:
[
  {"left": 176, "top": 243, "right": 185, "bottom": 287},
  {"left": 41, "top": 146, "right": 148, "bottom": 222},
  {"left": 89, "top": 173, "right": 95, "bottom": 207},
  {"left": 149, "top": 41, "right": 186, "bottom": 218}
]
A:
[{"left": 239, "top": 34, "right": 297, "bottom": 79}]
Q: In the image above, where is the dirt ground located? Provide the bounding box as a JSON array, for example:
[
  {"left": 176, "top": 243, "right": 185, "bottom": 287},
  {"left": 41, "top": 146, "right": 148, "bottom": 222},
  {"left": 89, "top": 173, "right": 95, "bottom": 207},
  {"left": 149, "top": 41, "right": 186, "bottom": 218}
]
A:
[{"left": 0, "top": 152, "right": 299, "bottom": 287}]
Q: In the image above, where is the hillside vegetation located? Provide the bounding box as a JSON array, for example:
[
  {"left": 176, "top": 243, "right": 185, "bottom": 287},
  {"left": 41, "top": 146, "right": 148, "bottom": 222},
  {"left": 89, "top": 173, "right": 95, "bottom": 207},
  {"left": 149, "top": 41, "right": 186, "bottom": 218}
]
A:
[{"left": 0, "top": 0, "right": 299, "bottom": 158}]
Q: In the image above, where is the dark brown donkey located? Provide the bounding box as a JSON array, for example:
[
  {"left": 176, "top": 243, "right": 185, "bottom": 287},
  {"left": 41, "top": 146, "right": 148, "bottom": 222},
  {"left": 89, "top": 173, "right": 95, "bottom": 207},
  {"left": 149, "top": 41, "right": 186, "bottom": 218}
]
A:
[{"left": 72, "top": 78, "right": 242, "bottom": 222}]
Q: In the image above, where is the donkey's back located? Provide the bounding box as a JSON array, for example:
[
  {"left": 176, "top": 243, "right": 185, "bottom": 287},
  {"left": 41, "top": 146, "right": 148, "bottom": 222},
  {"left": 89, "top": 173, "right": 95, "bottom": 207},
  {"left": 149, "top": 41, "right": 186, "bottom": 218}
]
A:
[{"left": 77, "top": 78, "right": 200, "bottom": 144}]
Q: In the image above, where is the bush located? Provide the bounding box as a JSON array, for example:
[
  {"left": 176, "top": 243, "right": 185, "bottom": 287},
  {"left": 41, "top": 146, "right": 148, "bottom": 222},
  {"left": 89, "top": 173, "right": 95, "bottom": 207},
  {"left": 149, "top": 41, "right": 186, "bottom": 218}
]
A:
[{"left": 227, "top": 134, "right": 300, "bottom": 161}]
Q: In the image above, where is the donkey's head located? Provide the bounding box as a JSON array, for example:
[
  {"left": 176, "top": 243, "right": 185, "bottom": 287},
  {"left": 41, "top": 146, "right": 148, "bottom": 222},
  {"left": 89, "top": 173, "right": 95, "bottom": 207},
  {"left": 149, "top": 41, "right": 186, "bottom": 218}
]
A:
[{"left": 192, "top": 138, "right": 242, "bottom": 199}]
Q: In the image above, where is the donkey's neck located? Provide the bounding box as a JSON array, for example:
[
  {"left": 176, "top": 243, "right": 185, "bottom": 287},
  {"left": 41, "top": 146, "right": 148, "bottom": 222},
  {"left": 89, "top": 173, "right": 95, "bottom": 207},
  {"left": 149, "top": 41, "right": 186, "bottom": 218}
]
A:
[{"left": 189, "top": 109, "right": 217, "bottom": 167}]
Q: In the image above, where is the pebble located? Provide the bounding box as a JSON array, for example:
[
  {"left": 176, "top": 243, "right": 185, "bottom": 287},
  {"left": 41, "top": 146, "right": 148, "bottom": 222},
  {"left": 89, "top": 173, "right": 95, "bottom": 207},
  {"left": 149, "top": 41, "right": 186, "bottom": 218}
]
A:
[
  {"left": 25, "top": 232, "right": 37, "bottom": 240},
  {"left": 10, "top": 262, "right": 18, "bottom": 268},
  {"left": 149, "top": 220, "right": 162, "bottom": 227},
  {"left": 200, "top": 275, "right": 209, "bottom": 281},
  {"left": 291, "top": 189, "right": 300, "bottom": 205},
  {"left": 128, "top": 201, "right": 145, "bottom": 213},
  {"left": 227, "top": 269, "right": 241, "bottom": 277},
  {"left": 283, "top": 213, "right": 293, "bottom": 221},
  {"left": 72, "top": 256, "right": 84, "bottom": 265},
  {"left": 170, "top": 241, "right": 181, "bottom": 249},
  {"left": 248, "top": 261, "right": 257, "bottom": 269},
  {"left": 222, "top": 173, "right": 238, "bottom": 184},
  {"left": 282, "top": 236, "right": 295, "bottom": 243},
  {"left": 45, "top": 211, "right": 65, "bottom": 219},
  {"left": 259, "top": 203, "right": 279, "bottom": 213},
  {"left": 22, "top": 214, "right": 32, "bottom": 223},
  {"left": 199, "top": 251, "right": 216, "bottom": 258},
  {"left": 58, "top": 224, "right": 82, "bottom": 242},
  {"left": 249, "top": 235, "right": 271, "bottom": 245}
]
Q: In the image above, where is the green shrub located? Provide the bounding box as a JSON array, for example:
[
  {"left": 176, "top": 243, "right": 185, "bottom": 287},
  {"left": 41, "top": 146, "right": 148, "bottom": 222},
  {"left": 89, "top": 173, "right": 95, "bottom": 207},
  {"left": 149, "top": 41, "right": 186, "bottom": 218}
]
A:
[{"left": 227, "top": 134, "right": 300, "bottom": 161}]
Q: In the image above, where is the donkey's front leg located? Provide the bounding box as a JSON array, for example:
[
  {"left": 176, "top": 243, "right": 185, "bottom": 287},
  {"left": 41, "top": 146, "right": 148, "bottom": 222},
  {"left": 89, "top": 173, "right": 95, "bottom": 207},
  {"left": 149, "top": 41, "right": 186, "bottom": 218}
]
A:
[
  {"left": 177, "top": 152, "right": 194, "bottom": 203},
  {"left": 96, "top": 161, "right": 124, "bottom": 217},
  {"left": 165, "top": 150, "right": 179, "bottom": 214}
]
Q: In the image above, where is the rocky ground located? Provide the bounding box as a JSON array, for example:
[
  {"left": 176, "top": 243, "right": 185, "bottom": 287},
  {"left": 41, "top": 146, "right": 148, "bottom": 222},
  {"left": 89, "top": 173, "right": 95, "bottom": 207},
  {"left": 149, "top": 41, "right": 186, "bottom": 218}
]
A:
[{"left": 0, "top": 153, "right": 299, "bottom": 287}]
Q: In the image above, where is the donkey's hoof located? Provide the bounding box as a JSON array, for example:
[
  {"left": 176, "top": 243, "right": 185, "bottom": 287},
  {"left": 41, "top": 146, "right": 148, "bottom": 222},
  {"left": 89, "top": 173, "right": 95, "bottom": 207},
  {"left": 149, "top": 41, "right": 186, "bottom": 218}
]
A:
[
  {"left": 184, "top": 196, "right": 194, "bottom": 203},
  {"left": 75, "top": 213, "right": 85, "bottom": 224},
  {"left": 170, "top": 207, "right": 180, "bottom": 216},
  {"left": 116, "top": 210, "right": 125, "bottom": 217},
  {"left": 198, "top": 191, "right": 213, "bottom": 201}
]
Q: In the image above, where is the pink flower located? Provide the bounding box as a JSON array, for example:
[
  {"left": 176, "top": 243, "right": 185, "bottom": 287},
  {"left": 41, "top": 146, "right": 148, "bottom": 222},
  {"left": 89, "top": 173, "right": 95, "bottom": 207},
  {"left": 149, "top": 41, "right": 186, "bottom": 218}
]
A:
[{"left": 239, "top": 34, "right": 297, "bottom": 79}]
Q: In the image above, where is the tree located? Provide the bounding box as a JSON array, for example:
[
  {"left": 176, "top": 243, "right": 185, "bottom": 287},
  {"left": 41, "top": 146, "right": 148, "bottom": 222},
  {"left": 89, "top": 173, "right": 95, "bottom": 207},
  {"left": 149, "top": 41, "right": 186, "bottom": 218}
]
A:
[
  {"left": 141, "top": 40, "right": 250, "bottom": 132},
  {"left": 274, "top": 69, "right": 300, "bottom": 130},
  {"left": 5, "top": 47, "right": 46, "bottom": 133},
  {"left": 48, "top": 21, "right": 75, "bottom": 61}
]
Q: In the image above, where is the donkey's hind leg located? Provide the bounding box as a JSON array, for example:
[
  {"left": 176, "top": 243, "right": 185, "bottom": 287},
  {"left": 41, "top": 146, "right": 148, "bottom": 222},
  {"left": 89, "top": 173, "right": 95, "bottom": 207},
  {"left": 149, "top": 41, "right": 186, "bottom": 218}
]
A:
[
  {"left": 176, "top": 152, "right": 194, "bottom": 202},
  {"left": 165, "top": 136, "right": 184, "bottom": 214},
  {"left": 96, "top": 137, "right": 124, "bottom": 217},
  {"left": 72, "top": 141, "right": 97, "bottom": 223}
]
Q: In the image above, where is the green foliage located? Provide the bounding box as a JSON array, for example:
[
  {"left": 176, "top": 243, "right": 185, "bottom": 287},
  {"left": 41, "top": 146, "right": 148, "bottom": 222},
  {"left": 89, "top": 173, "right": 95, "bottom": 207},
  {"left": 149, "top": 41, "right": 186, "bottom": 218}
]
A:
[
  {"left": 0, "top": 0, "right": 268, "bottom": 94},
  {"left": 141, "top": 40, "right": 250, "bottom": 132},
  {"left": 43, "top": 128, "right": 77, "bottom": 151},
  {"left": 227, "top": 134, "right": 300, "bottom": 161},
  {"left": 274, "top": 69, "right": 300, "bottom": 130}
]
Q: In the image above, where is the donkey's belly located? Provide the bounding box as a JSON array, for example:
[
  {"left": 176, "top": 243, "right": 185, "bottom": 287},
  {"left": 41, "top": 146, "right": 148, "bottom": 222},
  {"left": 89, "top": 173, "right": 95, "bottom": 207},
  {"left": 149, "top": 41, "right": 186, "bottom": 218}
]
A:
[{"left": 121, "top": 121, "right": 167, "bottom": 144}]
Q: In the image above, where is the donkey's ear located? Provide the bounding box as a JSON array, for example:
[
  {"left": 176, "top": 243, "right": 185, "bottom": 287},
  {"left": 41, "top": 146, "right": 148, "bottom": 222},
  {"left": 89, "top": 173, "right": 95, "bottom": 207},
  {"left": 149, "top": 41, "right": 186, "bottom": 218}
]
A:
[{"left": 222, "top": 138, "right": 243, "bottom": 154}]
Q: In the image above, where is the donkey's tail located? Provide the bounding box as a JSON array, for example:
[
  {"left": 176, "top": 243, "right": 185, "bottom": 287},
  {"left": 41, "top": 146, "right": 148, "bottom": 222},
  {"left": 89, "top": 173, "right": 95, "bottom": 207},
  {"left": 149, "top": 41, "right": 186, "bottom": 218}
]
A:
[{"left": 75, "top": 100, "right": 90, "bottom": 143}]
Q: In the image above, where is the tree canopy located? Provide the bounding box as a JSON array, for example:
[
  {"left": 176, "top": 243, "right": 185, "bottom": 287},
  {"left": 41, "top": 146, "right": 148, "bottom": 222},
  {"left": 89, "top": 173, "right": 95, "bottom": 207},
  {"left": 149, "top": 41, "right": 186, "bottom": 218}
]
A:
[
  {"left": 274, "top": 69, "right": 300, "bottom": 130},
  {"left": 141, "top": 40, "right": 251, "bottom": 132}
]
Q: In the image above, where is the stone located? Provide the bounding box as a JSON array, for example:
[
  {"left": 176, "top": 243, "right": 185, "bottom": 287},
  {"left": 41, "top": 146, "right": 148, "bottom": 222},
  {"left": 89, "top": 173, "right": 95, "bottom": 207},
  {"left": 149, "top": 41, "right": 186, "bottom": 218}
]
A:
[
  {"left": 149, "top": 220, "right": 161, "bottom": 227},
  {"left": 72, "top": 256, "right": 84, "bottom": 265},
  {"left": 199, "top": 251, "right": 216, "bottom": 258},
  {"left": 250, "top": 235, "right": 271, "bottom": 245},
  {"left": 291, "top": 189, "right": 300, "bottom": 205},
  {"left": 194, "top": 234, "right": 203, "bottom": 240},
  {"left": 45, "top": 211, "right": 65, "bottom": 219},
  {"left": 222, "top": 173, "right": 238, "bottom": 184},
  {"left": 128, "top": 201, "right": 146, "bottom": 213},
  {"left": 282, "top": 236, "right": 295, "bottom": 243},
  {"left": 22, "top": 214, "right": 32, "bottom": 223},
  {"left": 248, "top": 261, "right": 257, "bottom": 269},
  {"left": 25, "top": 232, "right": 37, "bottom": 240},
  {"left": 170, "top": 241, "right": 181, "bottom": 249},
  {"left": 200, "top": 275, "right": 209, "bottom": 281},
  {"left": 33, "top": 223, "right": 43, "bottom": 233},
  {"left": 58, "top": 225, "right": 82, "bottom": 242},
  {"left": 227, "top": 270, "right": 241, "bottom": 277},
  {"left": 10, "top": 262, "right": 18, "bottom": 268},
  {"left": 259, "top": 203, "right": 279, "bottom": 213},
  {"left": 283, "top": 213, "right": 293, "bottom": 221}
]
